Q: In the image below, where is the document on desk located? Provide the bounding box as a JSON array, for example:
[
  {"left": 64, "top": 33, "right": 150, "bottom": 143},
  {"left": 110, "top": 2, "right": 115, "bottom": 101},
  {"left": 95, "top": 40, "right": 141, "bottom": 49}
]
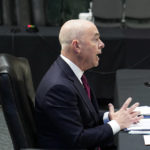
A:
[
  {"left": 126, "top": 106, "right": 150, "bottom": 134},
  {"left": 129, "top": 130, "right": 150, "bottom": 135},
  {"left": 134, "top": 106, "right": 150, "bottom": 115},
  {"left": 127, "top": 119, "right": 150, "bottom": 131},
  {"left": 143, "top": 135, "right": 150, "bottom": 145}
]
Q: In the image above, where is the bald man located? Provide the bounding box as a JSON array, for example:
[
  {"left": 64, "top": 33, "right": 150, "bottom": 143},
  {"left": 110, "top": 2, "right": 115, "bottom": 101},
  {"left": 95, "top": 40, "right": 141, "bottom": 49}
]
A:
[{"left": 35, "top": 19, "right": 142, "bottom": 150}]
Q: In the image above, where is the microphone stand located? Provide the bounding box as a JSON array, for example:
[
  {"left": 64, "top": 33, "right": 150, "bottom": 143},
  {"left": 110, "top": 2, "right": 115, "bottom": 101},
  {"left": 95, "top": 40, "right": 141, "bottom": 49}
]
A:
[{"left": 121, "top": 0, "right": 126, "bottom": 28}]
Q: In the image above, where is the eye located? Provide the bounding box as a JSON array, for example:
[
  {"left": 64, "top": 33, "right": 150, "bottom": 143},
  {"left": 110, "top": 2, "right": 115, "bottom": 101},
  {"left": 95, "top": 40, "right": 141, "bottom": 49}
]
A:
[{"left": 96, "top": 38, "right": 99, "bottom": 41}]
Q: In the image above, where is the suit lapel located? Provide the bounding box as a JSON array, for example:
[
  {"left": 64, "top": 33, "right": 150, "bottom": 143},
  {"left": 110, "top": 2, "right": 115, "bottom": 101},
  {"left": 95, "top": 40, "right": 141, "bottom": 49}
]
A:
[
  {"left": 73, "top": 79, "right": 99, "bottom": 122},
  {"left": 56, "top": 56, "right": 99, "bottom": 122},
  {"left": 90, "top": 88, "right": 100, "bottom": 114}
]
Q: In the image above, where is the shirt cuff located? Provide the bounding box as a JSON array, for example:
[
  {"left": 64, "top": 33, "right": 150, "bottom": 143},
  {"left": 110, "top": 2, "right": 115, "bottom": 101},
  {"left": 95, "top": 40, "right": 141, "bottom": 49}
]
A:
[
  {"left": 108, "top": 120, "right": 121, "bottom": 135},
  {"left": 103, "top": 112, "right": 110, "bottom": 124}
]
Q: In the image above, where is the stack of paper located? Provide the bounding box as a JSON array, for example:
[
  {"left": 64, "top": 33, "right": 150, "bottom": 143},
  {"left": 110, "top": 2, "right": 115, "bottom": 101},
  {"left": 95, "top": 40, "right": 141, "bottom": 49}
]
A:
[
  {"left": 134, "top": 106, "right": 150, "bottom": 116},
  {"left": 127, "top": 119, "right": 150, "bottom": 134},
  {"left": 126, "top": 106, "right": 150, "bottom": 135}
]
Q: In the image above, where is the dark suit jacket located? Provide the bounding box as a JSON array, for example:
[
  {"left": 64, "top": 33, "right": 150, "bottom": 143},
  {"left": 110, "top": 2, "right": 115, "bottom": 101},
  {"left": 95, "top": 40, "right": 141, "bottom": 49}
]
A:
[{"left": 35, "top": 56, "right": 113, "bottom": 150}]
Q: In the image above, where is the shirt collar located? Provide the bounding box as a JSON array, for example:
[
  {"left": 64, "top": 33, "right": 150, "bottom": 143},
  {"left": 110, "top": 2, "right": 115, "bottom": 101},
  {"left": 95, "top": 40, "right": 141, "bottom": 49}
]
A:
[{"left": 60, "top": 54, "right": 83, "bottom": 83}]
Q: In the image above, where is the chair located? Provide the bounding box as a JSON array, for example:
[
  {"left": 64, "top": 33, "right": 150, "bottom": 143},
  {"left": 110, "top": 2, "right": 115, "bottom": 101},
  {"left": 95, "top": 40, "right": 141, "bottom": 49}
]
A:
[
  {"left": 15, "top": 0, "right": 32, "bottom": 26},
  {"left": 92, "top": 0, "right": 122, "bottom": 27},
  {"left": 2, "top": 0, "right": 16, "bottom": 25},
  {"left": 31, "top": 0, "right": 46, "bottom": 25},
  {"left": 0, "top": 54, "right": 37, "bottom": 150},
  {"left": 125, "top": 0, "right": 150, "bottom": 28}
]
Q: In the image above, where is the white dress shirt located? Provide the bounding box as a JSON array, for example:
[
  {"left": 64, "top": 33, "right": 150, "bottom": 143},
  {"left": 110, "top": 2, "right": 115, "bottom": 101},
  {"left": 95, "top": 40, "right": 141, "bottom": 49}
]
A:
[{"left": 60, "top": 54, "right": 120, "bottom": 135}]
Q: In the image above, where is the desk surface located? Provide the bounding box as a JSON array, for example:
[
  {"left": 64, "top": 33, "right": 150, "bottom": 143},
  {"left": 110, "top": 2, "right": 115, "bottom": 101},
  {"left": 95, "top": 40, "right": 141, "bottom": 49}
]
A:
[
  {"left": 118, "top": 132, "right": 147, "bottom": 150},
  {"left": 115, "top": 69, "right": 150, "bottom": 107},
  {"left": 115, "top": 69, "right": 150, "bottom": 150}
]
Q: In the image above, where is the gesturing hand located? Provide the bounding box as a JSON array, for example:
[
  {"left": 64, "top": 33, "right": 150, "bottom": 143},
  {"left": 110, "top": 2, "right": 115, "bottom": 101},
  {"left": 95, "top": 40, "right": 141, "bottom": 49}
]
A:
[{"left": 108, "top": 97, "right": 143, "bottom": 130}]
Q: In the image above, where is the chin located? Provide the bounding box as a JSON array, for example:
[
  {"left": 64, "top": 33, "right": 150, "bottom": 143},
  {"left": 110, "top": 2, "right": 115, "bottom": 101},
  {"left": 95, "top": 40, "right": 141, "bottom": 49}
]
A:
[
  {"left": 95, "top": 61, "right": 99, "bottom": 67},
  {"left": 95, "top": 64, "right": 99, "bottom": 67}
]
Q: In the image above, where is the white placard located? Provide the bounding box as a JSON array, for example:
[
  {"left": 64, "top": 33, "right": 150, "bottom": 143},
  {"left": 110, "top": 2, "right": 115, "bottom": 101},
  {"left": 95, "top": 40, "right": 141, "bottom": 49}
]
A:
[{"left": 143, "top": 135, "right": 150, "bottom": 145}]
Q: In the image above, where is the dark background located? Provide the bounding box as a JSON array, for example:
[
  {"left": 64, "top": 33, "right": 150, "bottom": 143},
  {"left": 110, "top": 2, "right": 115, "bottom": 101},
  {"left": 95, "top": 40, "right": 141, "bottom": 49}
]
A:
[
  {"left": 1, "top": 26, "right": 150, "bottom": 107},
  {"left": 1, "top": 0, "right": 150, "bottom": 107},
  {"left": 0, "top": 0, "right": 91, "bottom": 26}
]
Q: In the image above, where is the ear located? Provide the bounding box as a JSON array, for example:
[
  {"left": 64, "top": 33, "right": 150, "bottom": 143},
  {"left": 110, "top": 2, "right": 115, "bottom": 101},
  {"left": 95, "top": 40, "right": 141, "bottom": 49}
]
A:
[{"left": 72, "top": 40, "right": 80, "bottom": 54}]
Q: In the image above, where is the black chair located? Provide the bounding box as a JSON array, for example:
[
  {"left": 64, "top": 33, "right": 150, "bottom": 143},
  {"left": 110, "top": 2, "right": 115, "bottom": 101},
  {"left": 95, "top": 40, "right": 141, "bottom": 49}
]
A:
[
  {"left": 0, "top": 54, "right": 37, "bottom": 150},
  {"left": 125, "top": 0, "right": 150, "bottom": 28},
  {"left": 92, "top": 0, "right": 122, "bottom": 27}
]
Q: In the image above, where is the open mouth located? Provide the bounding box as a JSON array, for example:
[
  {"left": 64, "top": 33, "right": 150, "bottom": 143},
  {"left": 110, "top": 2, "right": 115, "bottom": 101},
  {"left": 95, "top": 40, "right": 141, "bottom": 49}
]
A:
[{"left": 97, "top": 53, "right": 101, "bottom": 57}]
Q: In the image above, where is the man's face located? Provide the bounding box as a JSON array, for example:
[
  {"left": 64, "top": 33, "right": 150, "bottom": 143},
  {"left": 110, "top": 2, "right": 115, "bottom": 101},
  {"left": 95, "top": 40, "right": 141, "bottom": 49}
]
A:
[{"left": 79, "top": 25, "right": 105, "bottom": 71}]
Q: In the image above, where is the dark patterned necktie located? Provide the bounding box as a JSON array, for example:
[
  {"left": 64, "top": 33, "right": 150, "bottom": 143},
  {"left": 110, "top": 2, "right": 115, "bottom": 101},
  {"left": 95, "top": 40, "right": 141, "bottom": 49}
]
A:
[{"left": 81, "top": 75, "right": 91, "bottom": 99}]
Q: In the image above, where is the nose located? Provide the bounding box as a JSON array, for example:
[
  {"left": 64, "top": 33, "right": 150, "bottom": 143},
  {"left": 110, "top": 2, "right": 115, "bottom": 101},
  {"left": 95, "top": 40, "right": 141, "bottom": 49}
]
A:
[
  {"left": 98, "top": 40, "right": 105, "bottom": 49},
  {"left": 98, "top": 39, "right": 105, "bottom": 49}
]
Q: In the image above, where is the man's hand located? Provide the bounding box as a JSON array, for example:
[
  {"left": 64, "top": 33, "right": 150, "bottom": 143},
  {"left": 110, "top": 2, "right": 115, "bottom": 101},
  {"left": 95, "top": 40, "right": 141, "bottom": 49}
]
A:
[{"left": 108, "top": 97, "right": 143, "bottom": 130}]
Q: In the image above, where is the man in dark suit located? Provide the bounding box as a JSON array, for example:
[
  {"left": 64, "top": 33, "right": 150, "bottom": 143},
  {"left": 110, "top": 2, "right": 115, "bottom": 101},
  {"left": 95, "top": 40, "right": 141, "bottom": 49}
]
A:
[{"left": 35, "top": 19, "right": 142, "bottom": 150}]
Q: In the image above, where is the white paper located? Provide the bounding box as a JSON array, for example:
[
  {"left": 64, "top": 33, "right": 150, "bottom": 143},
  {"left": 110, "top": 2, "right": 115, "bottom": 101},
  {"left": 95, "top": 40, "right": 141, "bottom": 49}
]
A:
[
  {"left": 129, "top": 131, "right": 150, "bottom": 135},
  {"left": 135, "top": 106, "right": 150, "bottom": 115},
  {"left": 127, "top": 119, "right": 150, "bottom": 131},
  {"left": 143, "top": 135, "right": 150, "bottom": 145}
]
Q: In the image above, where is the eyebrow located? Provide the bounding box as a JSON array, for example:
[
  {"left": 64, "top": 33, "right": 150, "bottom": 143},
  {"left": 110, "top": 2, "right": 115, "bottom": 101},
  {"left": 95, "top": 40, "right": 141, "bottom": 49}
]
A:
[{"left": 95, "top": 33, "right": 100, "bottom": 37}]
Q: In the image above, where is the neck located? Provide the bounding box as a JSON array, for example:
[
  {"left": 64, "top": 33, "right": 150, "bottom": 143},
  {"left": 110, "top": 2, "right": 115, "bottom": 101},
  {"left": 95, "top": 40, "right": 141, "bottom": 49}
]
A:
[{"left": 61, "top": 52, "right": 85, "bottom": 71}]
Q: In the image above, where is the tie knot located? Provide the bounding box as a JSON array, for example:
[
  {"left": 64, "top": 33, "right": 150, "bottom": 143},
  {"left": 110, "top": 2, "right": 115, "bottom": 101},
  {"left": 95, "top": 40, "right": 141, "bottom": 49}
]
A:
[{"left": 81, "top": 75, "right": 88, "bottom": 85}]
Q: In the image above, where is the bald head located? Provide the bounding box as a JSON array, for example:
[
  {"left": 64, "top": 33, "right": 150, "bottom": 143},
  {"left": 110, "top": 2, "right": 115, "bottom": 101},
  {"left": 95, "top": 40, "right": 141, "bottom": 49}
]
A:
[
  {"left": 58, "top": 19, "right": 104, "bottom": 71},
  {"left": 59, "top": 19, "right": 96, "bottom": 50}
]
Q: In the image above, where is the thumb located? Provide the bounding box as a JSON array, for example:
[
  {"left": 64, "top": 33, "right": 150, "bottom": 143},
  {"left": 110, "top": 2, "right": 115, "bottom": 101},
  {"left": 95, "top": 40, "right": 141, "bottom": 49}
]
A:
[{"left": 108, "top": 103, "right": 115, "bottom": 114}]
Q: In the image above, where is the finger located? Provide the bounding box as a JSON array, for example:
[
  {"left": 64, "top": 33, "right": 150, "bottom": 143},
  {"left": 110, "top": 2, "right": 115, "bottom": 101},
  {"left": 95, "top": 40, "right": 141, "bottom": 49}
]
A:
[
  {"left": 133, "top": 120, "right": 140, "bottom": 124},
  {"left": 132, "top": 115, "right": 143, "bottom": 123},
  {"left": 108, "top": 103, "right": 114, "bottom": 114},
  {"left": 121, "top": 97, "right": 132, "bottom": 110},
  {"left": 128, "top": 102, "right": 139, "bottom": 113},
  {"left": 130, "top": 111, "right": 141, "bottom": 118}
]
